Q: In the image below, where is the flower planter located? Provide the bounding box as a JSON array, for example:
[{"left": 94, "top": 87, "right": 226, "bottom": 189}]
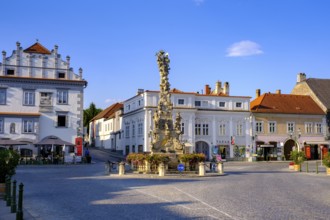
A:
[
  {"left": 289, "top": 165, "right": 294, "bottom": 170},
  {"left": 326, "top": 167, "right": 330, "bottom": 175},
  {"left": 294, "top": 164, "right": 300, "bottom": 171}
]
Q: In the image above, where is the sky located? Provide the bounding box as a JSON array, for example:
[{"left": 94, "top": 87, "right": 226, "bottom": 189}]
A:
[{"left": 1, "top": 0, "right": 330, "bottom": 109}]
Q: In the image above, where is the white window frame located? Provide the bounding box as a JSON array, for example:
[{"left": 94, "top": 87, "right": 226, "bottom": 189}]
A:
[
  {"left": 23, "top": 119, "right": 34, "bottom": 133},
  {"left": 132, "top": 123, "right": 135, "bottom": 137},
  {"left": 181, "top": 122, "right": 185, "bottom": 134},
  {"left": 125, "top": 125, "right": 130, "bottom": 138},
  {"left": 269, "top": 121, "right": 276, "bottom": 133},
  {"left": 195, "top": 101, "right": 201, "bottom": 107},
  {"left": 23, "top": 90, "right": 35, "bottom": 106},
  {"left": 315, "top": 123, "right": 323, "bottom": 134},
  {"left": 219, "top": 102, "right": 226, "bottom": 108},
  {"left": 235, "top": 102, "right": 242, "bottom": 108},
  {"left": 202, "top": 124, "right": 209, "bottom": 135},
  {"left": 57, "top": 114, "right": 68, "bottom": 127},
  {"left": 256, "top": 121, "right": 264, "bottom": 133},
  {"left": 287, "top": 122, "right": 295, "bottom": 134},
  {"left": 178, "top": 99, "right": 185, "bottom": 105},
  {"left": 236, "top": 123, "right": 243, "bottom": 136},
  {"left": 305, "top": 122, "right": 313, "bottom": 134},
  {"left": 195, "top": 123, "right": 201, "bottom": 135},
  {"left": 57, "top": 90, "right": 68, "bottom": 104},
  {"left": 219, "top": 123, "right": 226, "bottom": 136}
]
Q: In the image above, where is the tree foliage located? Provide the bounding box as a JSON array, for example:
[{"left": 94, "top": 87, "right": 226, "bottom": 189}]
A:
[{"left": 83, "top": 102, "right": 102, "bottom": 133}]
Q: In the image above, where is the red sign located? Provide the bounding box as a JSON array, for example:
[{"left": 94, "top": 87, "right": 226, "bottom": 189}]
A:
[
  {"left": 75, "top": 137, "right": 83, "bottom": 156},
  {"left": 305, "top": 146, "right": 311, "bottom": 159},
  {"left": 321, "top": 145, "right": 328, "bottom": 159}
]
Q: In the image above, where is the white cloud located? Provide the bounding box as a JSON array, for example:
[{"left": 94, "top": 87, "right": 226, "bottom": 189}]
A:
[
  {"left": 194, "top": 0, "right": 205, "bottom": 6},
  {"left": 226, "top": 40, "right": 263, "bottom": 57}
]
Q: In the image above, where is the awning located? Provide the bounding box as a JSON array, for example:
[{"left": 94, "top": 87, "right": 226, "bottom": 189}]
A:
[
  {"left": 304, "top": 141, "right": 329, "bottom": 145},
  {"left": 34, "top": 135, "right": 74, "bottom": 146},
  {"left": 260, "top": 144, "right": 275, "bottom": 148}
]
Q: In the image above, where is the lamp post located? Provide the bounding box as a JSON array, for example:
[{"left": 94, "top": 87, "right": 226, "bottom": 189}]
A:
[{"left": 320, "top": 145, "right": 324, "bottom": 167}]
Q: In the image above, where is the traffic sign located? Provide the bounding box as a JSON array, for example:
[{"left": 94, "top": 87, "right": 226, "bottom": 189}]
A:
[{"left": 177, "top": 163, "right": 184, "bottom": 172}]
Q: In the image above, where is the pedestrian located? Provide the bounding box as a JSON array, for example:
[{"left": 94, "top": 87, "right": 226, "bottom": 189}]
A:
[{"left": 85, "top": 148, "right": 90, "bottom": 156}]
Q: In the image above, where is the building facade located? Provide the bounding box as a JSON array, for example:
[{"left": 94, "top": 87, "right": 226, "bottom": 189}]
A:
[
  {"left": 0, "top": 41, "right": 87, "bottom": 157},
  {"left": 122, "top": 82, "right": 252, "bottom": 161},
  {"left": 251, "top": 90, "right": 327, "bottom": 161},
  {"left": 89, "top": 103, "right": 123, "bottom": 151}
]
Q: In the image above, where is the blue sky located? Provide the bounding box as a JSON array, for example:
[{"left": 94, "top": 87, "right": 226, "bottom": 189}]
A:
[{"left": 1, "top": 0, "right": 329, "bottom": 109}]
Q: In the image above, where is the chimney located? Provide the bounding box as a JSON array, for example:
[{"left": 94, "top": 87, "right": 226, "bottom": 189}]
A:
[
  {"left": 137, "top": 89, "right": 144, "bottom": 95},
  {"left": 276, "top": 89, "right": 281, "bottom": 94},
  {"left": 256, "top": 89, "right": 261, "bottom": 98},
  {"left": 215, "top": 81, "right": 222, "bottom": 94},
  {"left": 297, "top": 73, "right": 306, "bottom": 83},
  {"left": 223, "top": 82, "right": 229, "bottom": 95},
  {"left": 205, "top": 84, "right": 211, "bottom": 95}
]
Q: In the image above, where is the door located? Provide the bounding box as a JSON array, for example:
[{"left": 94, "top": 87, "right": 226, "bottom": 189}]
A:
[
  {"left": 195, "top": 141, "right": 210, "bottom": 160},
  {"left": 284, "top": 139, "right": 296, "bottom": 160}
]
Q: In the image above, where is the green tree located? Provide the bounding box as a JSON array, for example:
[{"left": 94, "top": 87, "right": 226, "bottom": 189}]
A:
[{"left": 83, "top": 102, "right": 102, "bottom": 134}]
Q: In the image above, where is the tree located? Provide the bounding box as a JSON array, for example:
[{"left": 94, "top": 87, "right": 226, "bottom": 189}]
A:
[{"left": 83, "top": 102, "right": 102, "bottom": 134}]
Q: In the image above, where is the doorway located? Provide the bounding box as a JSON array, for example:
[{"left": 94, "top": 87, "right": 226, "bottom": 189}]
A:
[
  {"left": 284, "top": 139, "right": 296, "bottom": 160},
  {"left": 195, "top": 141, "right": 210, "bottom": 160}
]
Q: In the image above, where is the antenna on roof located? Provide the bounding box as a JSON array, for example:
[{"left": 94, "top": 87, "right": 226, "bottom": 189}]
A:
[{"left": 36, "top": 39, "right": 39, "bottom": 42}]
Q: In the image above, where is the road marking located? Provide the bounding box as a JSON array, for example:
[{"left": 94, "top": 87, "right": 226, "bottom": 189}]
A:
[{"left": 173, "top": 187, "right": 237, "bottom": 220}]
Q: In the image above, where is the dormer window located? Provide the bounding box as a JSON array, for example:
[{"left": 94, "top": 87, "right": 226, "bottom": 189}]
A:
[
  {"left": 58, "top": 72, "right": 65, "bottom": 79},
  {"left": 6, "top": 69, "right": 15, "bottom": 75}
]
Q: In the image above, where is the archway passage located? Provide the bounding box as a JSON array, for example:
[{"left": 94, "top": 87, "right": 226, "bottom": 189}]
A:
[
  {"left": 195, "top": 141, "right": 209, "bottom": 160},
  {"left": 284, "top": 139, "right": 296, "bottom": 160}
]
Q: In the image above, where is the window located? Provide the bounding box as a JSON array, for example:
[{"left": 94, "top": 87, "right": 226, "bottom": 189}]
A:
[
  {"left": 23, "top": 90, "right": 35, "bottom": 106},
  {"left": 219, "top": 123, "right": 226, "bottom": 136},
  {"left": 195, "top": 124, "right": 201, "bottom": 135},
  {"left": 10, "top": 123, "right": 15, "bottom": 134},
  {"left": 202, "top": 101, "right": 209, "bottom": 107},
  {"left": 236, "top": 123, "right": 243, "bottom": 136},
  {"left": 57, "top": 90, "right": 68, "bottom": 104},
  {"left": 138, "top": 123, "right": 143, "bottom": 136},
  {"left": 202, "top": 124, "right": 208, "bottom": 135},
  {"left": 58, "top": 72, "right": 65, "bottom": 78},
  {"left": 132, "top": 124, "right": 135, "bottom": 137},
  {"left": 305, "top": 123, "right": 313, "bottom": 134},
  {"left": 40, "top": 92, "right": 52, "bottom": 106},
  {"left": 269, "top": 122, "right": 276, "bottom": 133},
  {"left": 0, "top": 118, "right": 3, "bottom": 133},
  {"left": 256, "top": 121, "right": 263, "bottom": 133},
  {"left": 287, "top": 122, "right": 295, "bottom": 133},
  {"left": 0, "top": 89, "right": 6, "bottom": 105},
  {"left": 219, "top": 102, "right": 225, "bottom": 107},
  {"left": 125, "top": 125, "right": 130, "bottom": 138},
  {"left": 315, "top": 123, "right": 323, "bottom": 134},
  {"left": 181, "top": 123, "right": 185, "bottom": 134},
  {"left": 23, "top": 119, "right": 34, "bottom": 133},
  {"left": 195, "top": 101, "right": 201, "bottom": 107},
  {"left": 236, "top": 102, "right": 242, "bottom": 108},
  {"left": 57, "top": 115, "right": 67, "bottom": 127},
  {"left": 178, "top": 99, "right": 184, "bottom": 105},
  {"left": 6, "top": 69, "right": 15, "bottom": 75}
]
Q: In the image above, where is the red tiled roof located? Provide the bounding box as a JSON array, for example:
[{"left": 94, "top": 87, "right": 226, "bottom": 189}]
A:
[
  {"left": 0, "top": 112, "right": 41, "bottom": 116},
  {"left": 23, "top": 42, "right": 51, "bottom": 54},
  {"left": 92, "top": 103, "right": 123, "bottom": 121},
  {"left": 251, "top": 93, "right": 324, "bottom": 115}
]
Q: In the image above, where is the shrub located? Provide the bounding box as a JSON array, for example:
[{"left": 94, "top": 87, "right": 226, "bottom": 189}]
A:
[
  {"left": 0, "top": 149, "right": 20, "bottom": 183},
  {"left": 290, "top": 150, "right": 306, "bottom": 165},
  {"left": 322, "top": 153, "right": 330, "bottom": 168}
]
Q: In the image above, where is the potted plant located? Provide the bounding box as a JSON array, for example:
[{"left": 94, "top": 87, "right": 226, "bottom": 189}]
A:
[
  {"left": 290, "top": 150, "right": 306, "bottom": 171},
  {"left": 0, "top": 149, "right": 20, "bottom": 197},
  {"left": 322, "top": 152, "right": 330, "bottom": 175}
]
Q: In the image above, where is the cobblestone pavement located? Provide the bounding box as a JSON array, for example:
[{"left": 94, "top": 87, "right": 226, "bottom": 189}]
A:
[{"left": 7, "top": 152, "right": 330, "bottom": 220}]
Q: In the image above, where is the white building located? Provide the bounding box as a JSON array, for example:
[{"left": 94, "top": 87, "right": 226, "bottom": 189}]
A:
[
  {"left": 0, "top": 41, "right": 87, "bottom": 158},
  {"left": 122, "top": 82, "right": 252, "bottom": 160},
  {"left": 89, "top": 103, "right": 123, "bottom": 152}
]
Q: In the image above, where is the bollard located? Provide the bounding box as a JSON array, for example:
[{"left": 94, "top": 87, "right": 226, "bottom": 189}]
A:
[
  {"left": 316, "top": 161, "right": 319, "bottom": 174},
  {"left": 158, "top": 163, "right": 165, "bottom": 176},
  {"left": 119, "top": 162, "right": 125, "bottom": 176},
  {"left": 104, "top": 162, "right": 110, "bottom": 175},
  {"left": 217, "top": 162, "right": 224, "bottom": 174},
  {"left": 4, "top": 176, "right": 10, "bottom": 201},
  {"left": 16, "top": 183, "right": 24, "bottom": 220},
  {"left": 6, "top": 177, "right": 11, "bottom": 206},
  {"left": 11, "top": 180, "right": 16, "bottom": 213},
  {"left": 306, "top": 161, "right": 309, "bottom": 173},
  {"left": 199, "top": 162, "right": 205, "bottom": 176}
]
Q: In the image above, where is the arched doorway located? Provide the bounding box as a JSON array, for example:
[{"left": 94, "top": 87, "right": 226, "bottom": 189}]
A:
[
  {"left": 284, "top": 139, "right": 296, "bottom": 160},
  {"left": 195, "top": 141, "right": 210, "bottom": 160}
]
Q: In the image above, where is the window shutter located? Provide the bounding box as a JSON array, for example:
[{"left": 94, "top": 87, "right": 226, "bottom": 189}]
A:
[{"left": 66, "top": 115, "right": 69, "bottom": 127}]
